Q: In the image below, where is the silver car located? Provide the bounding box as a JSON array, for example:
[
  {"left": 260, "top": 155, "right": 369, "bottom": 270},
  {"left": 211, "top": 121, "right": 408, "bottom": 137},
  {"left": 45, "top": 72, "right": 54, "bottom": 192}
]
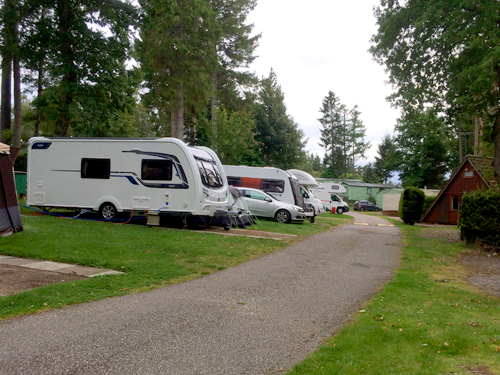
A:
[{"left": 235, "top": 187, "right": 306, "bottom": 223}]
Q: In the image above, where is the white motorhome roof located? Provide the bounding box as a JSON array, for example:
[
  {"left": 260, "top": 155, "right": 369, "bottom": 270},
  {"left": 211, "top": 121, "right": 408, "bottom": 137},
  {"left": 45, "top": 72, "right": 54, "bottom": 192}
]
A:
[
  {"left": 311, "top": 182, "right": 347, "bottom": 194},
  {"left": 286, "top": 169, "right": 318, "bottom": 187}
]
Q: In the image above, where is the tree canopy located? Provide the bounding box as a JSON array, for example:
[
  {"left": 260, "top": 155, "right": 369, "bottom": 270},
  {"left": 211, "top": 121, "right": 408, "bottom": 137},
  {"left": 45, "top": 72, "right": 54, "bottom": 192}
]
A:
[{"left": 370, "top": 0, "right": 500, "bottom": 183}]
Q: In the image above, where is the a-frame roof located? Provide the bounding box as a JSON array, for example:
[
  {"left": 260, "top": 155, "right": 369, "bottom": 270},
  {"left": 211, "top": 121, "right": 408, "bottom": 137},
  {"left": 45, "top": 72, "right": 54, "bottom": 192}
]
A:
[{"left": 421, "top": 155, "right": 494, "bottom": 222}]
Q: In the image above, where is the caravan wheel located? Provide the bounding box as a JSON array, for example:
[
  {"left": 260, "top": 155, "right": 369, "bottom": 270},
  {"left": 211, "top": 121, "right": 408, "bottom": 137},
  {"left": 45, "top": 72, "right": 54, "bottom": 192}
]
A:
[
  {"left": 99, "top": 203, "right": 117, "bottom": 220},
  {"left": 337, "top": 207, "right": 343, "bottom": 215}
]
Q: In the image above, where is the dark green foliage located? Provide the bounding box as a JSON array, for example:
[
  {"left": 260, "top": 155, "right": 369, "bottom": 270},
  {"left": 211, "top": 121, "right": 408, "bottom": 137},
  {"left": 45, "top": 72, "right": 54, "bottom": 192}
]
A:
[
  {"left": 254, "top": 69, "right": 306, "bottom": 169},
  {"left": 394, "top": 109, "right": 454, "bottom": 189},
  {"left": 370, "top": 0, "right": 500, "bottom": 184},
  {"left": 399, "top": 187, "right": 425, "bottom": 225},
  {"left": 362, "top": 162, "right": 380, "bottom": 183},
  {"left": 460, "top": 189, "right": 500, "bottom": 249},
  {"left": 367, "top": 194, "right": 376, "bottom": 204},
  {"left": 318, "top": 92, "right": 370, "bottom": 178},
  {"left": 21, "top": 0, "right": 139, "bottom": 137},
  {"left": 422, "top": 195, "right": 435, "bottom": 216},
  {"left": 374, "top": 134, "right": 397, "bottom": 184}
]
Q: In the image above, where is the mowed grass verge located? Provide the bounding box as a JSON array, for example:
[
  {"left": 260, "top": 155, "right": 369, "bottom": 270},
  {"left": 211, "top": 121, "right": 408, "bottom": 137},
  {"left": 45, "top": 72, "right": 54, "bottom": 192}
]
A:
[
  {"left": 0, "top": 211, "right": 352, "bottom": 320},
  {"left": 287, "top": 220, "right": 500, "bottom": 375}
]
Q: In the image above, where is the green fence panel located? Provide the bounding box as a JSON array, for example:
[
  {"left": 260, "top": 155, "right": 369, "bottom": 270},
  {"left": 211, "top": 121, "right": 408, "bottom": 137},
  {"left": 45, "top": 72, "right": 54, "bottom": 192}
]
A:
[{"left": 14, "top": 171, "right": 27, "bottom": 195}]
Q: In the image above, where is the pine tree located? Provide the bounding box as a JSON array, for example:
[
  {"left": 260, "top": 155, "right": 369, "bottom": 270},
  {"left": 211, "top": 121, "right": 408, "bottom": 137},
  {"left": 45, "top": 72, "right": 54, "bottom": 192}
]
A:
[
  {"left": 20, "top": 0, "right": 138, "bottom": 137},
  {"left": 255, "top": 69, "right": 306, "bottom": 169},
  {"left": 318, "top": 91, "right": 343, "bottom": 175},
  {"left": 374, "top": 134, "right": 397, "bottom": 184},
  {"left": 138, "top": 0, "right": 217, "bottom": 140}
]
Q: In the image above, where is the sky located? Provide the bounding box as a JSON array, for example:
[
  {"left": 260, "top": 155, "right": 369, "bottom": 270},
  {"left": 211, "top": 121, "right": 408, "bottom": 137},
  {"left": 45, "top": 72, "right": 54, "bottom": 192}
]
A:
[{"left": 246, "top": 0, "right": 401, "bottom": 165}]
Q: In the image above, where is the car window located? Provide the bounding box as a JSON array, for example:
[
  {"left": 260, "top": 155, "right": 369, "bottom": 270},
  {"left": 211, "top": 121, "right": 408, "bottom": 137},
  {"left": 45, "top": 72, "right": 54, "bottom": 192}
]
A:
[{"left": 248, "top": 191, "right": 268, "bottom": 200}]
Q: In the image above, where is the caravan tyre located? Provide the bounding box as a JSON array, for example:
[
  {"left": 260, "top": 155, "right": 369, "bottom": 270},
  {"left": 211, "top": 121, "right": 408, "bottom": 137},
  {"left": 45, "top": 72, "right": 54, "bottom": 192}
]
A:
[
  {"left": 275, "top": 209, "right": 291, "bottom": 224},
  {"left": 99, "top": 203, "right": 117, "bottom": 220},
  {"left": 337, "top": 207, "right": 343, "bottom": 215}
]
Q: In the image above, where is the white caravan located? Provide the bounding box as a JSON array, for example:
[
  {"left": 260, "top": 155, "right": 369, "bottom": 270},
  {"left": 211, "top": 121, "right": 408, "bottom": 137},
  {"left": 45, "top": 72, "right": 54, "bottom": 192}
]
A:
[
  {"left": 223, "top": 165, "right": 315, "bottom": 221},
  {"left": 286, "top": 169, "right": 326, "bottom": 215},
  {"left": 27, "top": 137, "right": 229, "bottom": 224},
  {"left": 309, "top": 182, "right": 349, "bottom": 214}
]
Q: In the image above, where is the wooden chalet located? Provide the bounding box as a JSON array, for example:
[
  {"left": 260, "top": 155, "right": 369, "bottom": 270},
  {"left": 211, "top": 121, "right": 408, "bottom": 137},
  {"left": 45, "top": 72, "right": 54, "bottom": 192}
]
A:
[{"left": 421, "top": 156, "right": 497, "bottom": 225}]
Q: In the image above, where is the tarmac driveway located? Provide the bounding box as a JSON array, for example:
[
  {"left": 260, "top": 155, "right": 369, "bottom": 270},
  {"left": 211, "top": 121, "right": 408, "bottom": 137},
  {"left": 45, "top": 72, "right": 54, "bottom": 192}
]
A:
[{"left": 0, "top": 212, "right": 401, "bottom": 375}]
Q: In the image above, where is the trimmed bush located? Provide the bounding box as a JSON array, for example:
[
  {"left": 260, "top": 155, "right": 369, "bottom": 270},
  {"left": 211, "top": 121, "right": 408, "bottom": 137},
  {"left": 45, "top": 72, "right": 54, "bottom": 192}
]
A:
[
  {"left": 422, "top": 195, "right": 435, "bottom": 215},
  {"left": 399, "top": 187, "right": 425, "bottom": 225},
  {"left": 460, "top": 189, "right": 500, "bottom": 249}
]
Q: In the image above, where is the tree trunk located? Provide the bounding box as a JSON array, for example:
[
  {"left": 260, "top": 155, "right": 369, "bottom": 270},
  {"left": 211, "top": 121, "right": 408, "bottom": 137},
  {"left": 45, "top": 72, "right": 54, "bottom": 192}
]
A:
[
  {"left": 35, "top": 66, "right": 44, "bottom": 136},
  {"left": 493, "top": 112, "right": 500, "bottom": 184},
  {"left": 211, "top": 70, "right": 218, "bottom": 150},
  {"left": 55, "top": 0, "right": 76, "bottom": 137},
  {"left": 0, "top": 0, "right": 15, "bottom": 140},
  {"left": 12, "top": 22, "right": 21, "bottom": 149},
  {"left": 171, "top": 84, "right": 184, "bottom": 140}
]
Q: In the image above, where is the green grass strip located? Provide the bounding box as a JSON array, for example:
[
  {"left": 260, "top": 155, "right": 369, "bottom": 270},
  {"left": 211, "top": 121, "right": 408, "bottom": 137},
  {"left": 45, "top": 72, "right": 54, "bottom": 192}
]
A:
[{"left": 287, "top": 220, "right": 500, "bottom": 375}]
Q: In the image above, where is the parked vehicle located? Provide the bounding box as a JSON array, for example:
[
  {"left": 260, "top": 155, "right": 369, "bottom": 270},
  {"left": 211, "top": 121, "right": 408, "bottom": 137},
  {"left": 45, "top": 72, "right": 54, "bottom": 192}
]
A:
[
  {"left": 309, "top": 183, "right": 349, "bottom": 214},
  {"left": 354, "top": 200, "right": 379, "bottom": 212},
  {"left": 224, "top": 165, "right": 314, "bottom": 220},
  {"left": 26, "top": 137, "right": 230, "bottom": 225},
  {"left": 286, "top": 169, "right": 326, "bottom": 216},
  {"left": 235, "top": 187, "right": 305, "bottom": 223}
]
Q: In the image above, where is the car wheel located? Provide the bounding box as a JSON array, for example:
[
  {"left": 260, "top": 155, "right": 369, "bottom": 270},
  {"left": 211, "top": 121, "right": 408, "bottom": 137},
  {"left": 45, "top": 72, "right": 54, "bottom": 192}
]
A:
[
  {"left": 359, "top": 207, "right": 364, "bottom": 212},
  {"left": 309, "top": 215, "right": 315, "bottom": 223},
  {"left": 375, "top": 208, "right": 379, "bottom": 212},
  {"left": 337, "top": 207, "right": 343, "bottom": 214},
  {"left": 99, "top": 202, "right": 117, "bottom": 220},
  {"left": 275, "top": 209, "right": 291, "bottom": 223}
]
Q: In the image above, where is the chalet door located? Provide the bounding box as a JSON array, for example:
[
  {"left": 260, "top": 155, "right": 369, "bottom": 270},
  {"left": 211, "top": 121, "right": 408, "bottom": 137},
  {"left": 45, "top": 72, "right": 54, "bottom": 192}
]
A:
[{"left": 437, "top": 195, "right": 449, "bottom": 224}]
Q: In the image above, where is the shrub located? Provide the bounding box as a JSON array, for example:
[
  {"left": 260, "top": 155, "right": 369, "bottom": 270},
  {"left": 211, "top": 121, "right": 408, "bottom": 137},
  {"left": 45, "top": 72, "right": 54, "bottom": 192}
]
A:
[
  {"left": 399, "top": 187, "right": 425, "bottom": 225},
  {"left": 422, "top": 195, "right": 435, "bottom": 215},
  {"left": 367, "top": 194, "right": 377, "bottom": 204},
  {"left": 460, "top": 189, "right": 500, "bottom": 249}
]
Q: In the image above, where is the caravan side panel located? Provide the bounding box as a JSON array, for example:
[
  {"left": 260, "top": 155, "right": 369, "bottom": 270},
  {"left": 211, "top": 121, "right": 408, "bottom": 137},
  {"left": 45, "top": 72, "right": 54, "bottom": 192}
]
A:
[{"left": 27, "top": 138, "right": 228, "bottom": 216}]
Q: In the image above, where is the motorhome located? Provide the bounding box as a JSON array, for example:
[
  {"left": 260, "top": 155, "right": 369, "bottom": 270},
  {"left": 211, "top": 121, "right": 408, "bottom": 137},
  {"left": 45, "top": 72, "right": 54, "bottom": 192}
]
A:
[
  {"left": 26, "top": 137, "right": 229, "bottom": 225},
  {"left": 223, "top": 165, "right": 315, "bottom": 220},
  {"left": 286, "top": 169, "right": 326, "bottom": 215},
  {"left": 309, "top": 182, "right": 349, "bottom": 214}
]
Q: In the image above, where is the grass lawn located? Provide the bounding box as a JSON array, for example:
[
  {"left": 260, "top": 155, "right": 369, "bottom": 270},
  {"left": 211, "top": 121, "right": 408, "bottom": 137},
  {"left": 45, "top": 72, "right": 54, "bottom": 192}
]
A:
[
  {"left": 287, "top": 219, "right": 500, "bottom": 375},
  {"left": 0, "top": 209, "right": 351, "bottom": 320}
]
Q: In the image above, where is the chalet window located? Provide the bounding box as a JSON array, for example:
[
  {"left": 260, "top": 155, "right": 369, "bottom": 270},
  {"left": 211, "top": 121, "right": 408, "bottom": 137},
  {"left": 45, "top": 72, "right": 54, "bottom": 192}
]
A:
[
  {"left": 367, "top": 187, "right": 372, "bottom": 195},
  {"left": 464, "top": 170, "right": 473, "bottom": 178},
  {"left": 142, "top": 159, "right": 173, "bottom": 181},
  {"left": 81, "top": 158, "right": 110, "bottom": 179},
  {"left": 451, "top": 195, "right": 460, "bottom": 210},
  {"left": 331, "top": 185, "right": 339, "bottom": 190}
]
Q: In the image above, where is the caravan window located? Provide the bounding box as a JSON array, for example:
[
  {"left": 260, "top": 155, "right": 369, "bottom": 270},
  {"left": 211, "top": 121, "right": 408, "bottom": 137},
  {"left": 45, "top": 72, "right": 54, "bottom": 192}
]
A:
[
  {"left": 261, "top": 179, "right": 284, "bottom": 193},
  {"left": 227, "top": 176, "right": 242, "bottom": 186},
  {"left": 142, "top": 159, "right": 173, "bottom": 180},
  {"left": 197, "top": 160, "right": 224, "bottom": 188},
  {"left": 81, "top": 158, "right": 110, "bottom": 179}
]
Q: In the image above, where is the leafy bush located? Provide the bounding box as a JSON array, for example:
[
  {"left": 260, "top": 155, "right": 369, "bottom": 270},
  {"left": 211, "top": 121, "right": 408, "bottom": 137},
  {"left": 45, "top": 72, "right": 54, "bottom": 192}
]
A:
[
  {"left": 399, "top": 187, "right": 425, "bottom": 225},
  {"left": 367, "top": 194, "right": 377, "bottom": 204},
  {"left": 422, "top": 195, "right": 435, "bottom": 215},
  {"left": 460, "top": 189, "right": 500, "bottom": 249}
]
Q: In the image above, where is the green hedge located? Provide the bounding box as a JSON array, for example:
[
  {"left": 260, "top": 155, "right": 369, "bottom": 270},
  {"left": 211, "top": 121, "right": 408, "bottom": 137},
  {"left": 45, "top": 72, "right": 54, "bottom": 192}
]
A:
[
  {"left": 422, "top": 195, "right": 435, "bottom": 215},
  {"left": 460, "top": 189, "right": 500, "bottom": 249},
  {"left": 399, "top": 187, "right": 425, "bottom": 225}
]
